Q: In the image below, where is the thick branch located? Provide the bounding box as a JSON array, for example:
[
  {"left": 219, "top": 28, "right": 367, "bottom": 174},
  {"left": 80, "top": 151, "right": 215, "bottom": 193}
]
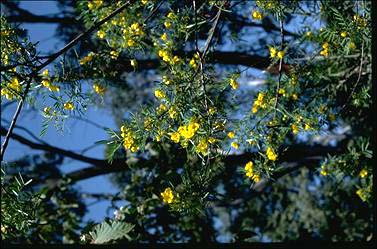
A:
[{"left": 0, "top": 126, "right": 102, "bottom": 165}]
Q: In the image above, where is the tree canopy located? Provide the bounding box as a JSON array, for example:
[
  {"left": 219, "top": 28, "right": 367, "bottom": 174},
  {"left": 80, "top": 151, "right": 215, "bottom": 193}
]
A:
[{"left": 0, "top": 0, "right": 373, "bottom": 244}]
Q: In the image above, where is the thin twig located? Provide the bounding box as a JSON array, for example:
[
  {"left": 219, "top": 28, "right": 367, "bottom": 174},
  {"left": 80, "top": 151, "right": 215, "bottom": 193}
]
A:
[
  {"left": 273, "top": 18, "right": 285, "bottom": 118},
  {"left": 340, "top": 41, "right": 365, "bottom": 111},
  {"left": 0, "top": 1, "right": 133, "bottom": 160}
]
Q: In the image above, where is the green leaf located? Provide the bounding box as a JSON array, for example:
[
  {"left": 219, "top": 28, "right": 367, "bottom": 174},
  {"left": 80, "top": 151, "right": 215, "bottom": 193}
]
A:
[{"left": 89, "top": 220, "right": 134, "bottom": 244}]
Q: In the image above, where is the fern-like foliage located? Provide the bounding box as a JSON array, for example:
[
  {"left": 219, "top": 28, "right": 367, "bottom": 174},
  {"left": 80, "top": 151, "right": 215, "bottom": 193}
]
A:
[{"left": 88, "top": 220, "right": 134, "bottom": 244}]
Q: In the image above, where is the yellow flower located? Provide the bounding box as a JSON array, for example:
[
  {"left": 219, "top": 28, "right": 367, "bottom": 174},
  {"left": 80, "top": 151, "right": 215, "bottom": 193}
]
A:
[
  {"left": 269, "top": 47, "right": 277, "bottom": 58},
  {"left": 155, "top": 130, "right": 163, "bottom": 142},
  {"left": 141, "top": 0, "right": 148, "bottom": 5},
  {"left": 348, "top": 41, "right": 356, "bottom": 50},
  {"left": 359, "top": 169, "right": 368, "bottom": 178},
  {"left": 245, "top": 161, "right": 253, "bottom": 172},
  {"left": 189, "top": 58, "right": 197, "bottom": 69},
  {"left": 162, "top": 76, "right": 171, "bottom": 85},
  {"left": 144, "top": 118, "right": 153, "bottom": 131},
  {"left": 356, "top": 188, "right": 367, "bottom": 202},
  {"left": 291, "top": 124, "right": 299, "bottom": 134},
  {"left": 306, "top": 31, "right": 312, "bottom": 37},
  {"left": 42, "top": 69, "right": 49, "bottom": 77},
  {"left": 229, "top": 79, "right": 239, "bottom": 90},
  {"left": 208, "top": 137, "right": 216, "bottom": 144},
  {"left": 43, "top": 107, "right": 51, "bottom": 115},
  {"left": 157, "top": 103, "right": 168, "bottom": 114},
  {"left": 292, "top": 93, "right": 298, "bottom": 101},
  {"left": 161, "top": 187, "right": 174, "bottom": 204},
  {"left": 127, "top": 39, "right": 136, "bottom": 47},
  {"left": 130, "top": 22, "right": 144, "bottom": 36},
  {"left": 320, "top": 169, "right": 328, "bottom": 176},
  {"left": 93, "top": 83, "right": 106, "bottom": 95},
  {"left": 168, "top": 107, "right": 178, "bottom": 119},
  {"left": 252, "top": 10, "right": 263, "bottom": 20},
  {"left": 88, "top": 0, "right": 102, "bottom": 10},
  {"left": 164, "top": 21, "right": 172, "bottom": 29},
  {"left": 178, "top": 121, "right": 200, "bottom": 140},
  {"left": 170, "top": 132, "right": 180, "bottom": 143},
  {"left": 227, "top": 131, "right": 235, "bottom": 139},
  {"left": 266, "top": 147, "right": 277, "bottom": 161},
  {"left": 340, "top": 31, "right": 347, "bottom": 38},
  {"left": 208, "top": 107, "right": 216, "bottom": 115},
  {"left": 63, "top": 102, "right": 74, "bottom": 110},
  {"left": 130, "top": 59, "right": 137, "bottom": 67},
  {"left": 196, "top": 138, "right": 208, "bottom": 155},
  {"left": 42, "top": 79, "right": 51, "bottom": 88},
  {"left": 277, "top": 51, "right": 285, "bottom": 59},
  {"left": 322, "top": 42, "right": 329, "bottom": 49},
  {"left": 172, "top": 55, "right": 180, "bottom": 64},
  {"left": 304, "top": 123, "right": 311, "bottom": 130},
  {"left": 131, "top": 146, "right": 139, "bottom": 153},
  {"left": 167, "top": 12, "right": 175, "bottom": 19},
  {"left": 110, "top": 50, "right": 119, "bottom": 59},
  {"left": 278, "top": 88, "right": 285, "bottom": 95},
  {"left": 252, "top": 106, "right": 258, "bottom": 113},
  {"left": 97, "top": 30, "right": 106, "bottom": 39},
  {"left": 231, "top": 142, "right": 239, "bottom": 150},
  {"left": 79, "top": 52, "right": 94, "bottom": 65},
  {"left": 161, "top": 32, "right": 168, "bottom": 41},
  {"left": 320, "top": 49, "right": 329, "bottom": 57},
  {"left": 154, "top": 89, "right": 166, "bottom": 99}
]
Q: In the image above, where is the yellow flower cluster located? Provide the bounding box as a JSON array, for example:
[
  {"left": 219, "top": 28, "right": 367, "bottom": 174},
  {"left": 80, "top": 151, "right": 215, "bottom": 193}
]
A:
[
  {"left": 229, "top": 78, "right": 239, "bottom": 90},
  {"left": 110, "top": 50, "right": 119, "bottom": 59},
  {"left": 170, "top": 120, "right": 200, "bottom": 144},
  {"left": 196, "top": 138, "right": 208, "bottom": 155},
  {"left": 320, "top": 164, "right": 328, "bottom": 176},
  {"left": 291, "top": 124, "right": 299, "bottom": 134},
  {"left": 353, "top": 15, "right": 367, "bottom": 28},
  {"left": 168, "top": 106, "right": 178, "bottom": 119},
  {"left": 356, "top": 188, "right": 367, "bottom": 203},
  {"left": 251, "top": 10, "right": 263, "bottom": 20},
  {"left": 79, "top": 52, "right": 95, "bottom": 65},
  {"left": 340, "top": 31, "right": 347, "bottom": 38},
  {"left": 87, "top": 0, "right": 103, "bottom": 10},
  {"left": 189, "top": 53, "right": 200, "bottom": 69},
  {"left": 120, "top": 125, "right": 139, "bottom": 152},
  {"left": 227, "top": 131, "right": 235, "bottom": 139},
  {"left": 359, "top": 169, "right": 368, "bottom": 178},
  {"left": 63, "top": 101, "right": 74, "bottom": 111},
  {"left": 266, "top": 146, "right": 277, "bottom": 161},
  {"left": 320, "top": 42, "right": 329, "bottom": 57},
  {"left": 162, "top": 76, "right": 171, "bottom": 85},
  {"left": 178, "top": 121, "right": 200, "bottom": 139},
  {"left": 231, "top": 141, "right": 239, "bottom": 150},
  {"left": 269, "top": 47, "right": 285, "bottom": 59},
  {"left": 245, "top": 161, "right": 261, "bottom": 182},
  {"left": 121, "top": 22, "right": 144, "bottom": 47},
  {"left": 97, "top": 30, "right": 106, "bottom": 39},
  {"left": 93, "top": 83, "right": 106, "bottom": 95},
  {"left": 1, "top": 77, "right": 22, "bottom": 100},
  {"left": 41, "top": 69, "right": 60, "bottom": 92},
  {"left": 158, "top": 49, "right": 180, "bottom": 65},
  {"left": 154, "top": 89, "right": 166, "bottom": 99},
  {"left": 144, "top": 117, "right": 153, "bottom": 131},
  {"left": 161, "top": 187, "right": 174, "bottom": 204},
  {"left": 156, "top": 103, "right": 168, "bottom": 114},
  {"left": 252, "top": 92, "right": 266, "bottom": 113}
]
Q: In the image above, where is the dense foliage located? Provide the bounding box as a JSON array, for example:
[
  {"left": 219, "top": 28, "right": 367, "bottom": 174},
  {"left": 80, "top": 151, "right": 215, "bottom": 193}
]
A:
[{"left": 0, "top": 0, "right": 373, "bottom": 243}]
